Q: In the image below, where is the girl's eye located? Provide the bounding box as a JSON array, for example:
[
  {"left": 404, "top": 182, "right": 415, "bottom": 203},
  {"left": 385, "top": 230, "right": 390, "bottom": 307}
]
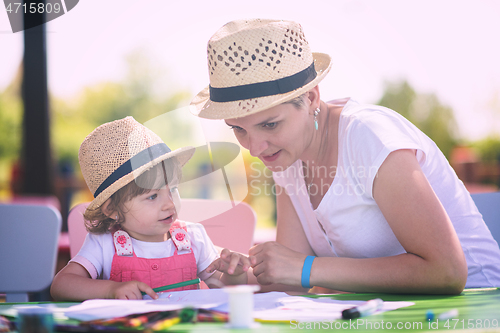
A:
[
  {"left": 170, "top": 186, "right": 178, "bottom": 194},
  {"left": 264, "top": 122, "right": 278, "bottom": 129},
  {"left": 147, "top": 193, "right": 157, "bottom": 200}
]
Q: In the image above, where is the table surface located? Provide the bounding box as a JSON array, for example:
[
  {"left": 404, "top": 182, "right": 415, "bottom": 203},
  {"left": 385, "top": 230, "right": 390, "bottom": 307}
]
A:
[{"left": 1, "top": 288, "right": 499, "bottom": 332}]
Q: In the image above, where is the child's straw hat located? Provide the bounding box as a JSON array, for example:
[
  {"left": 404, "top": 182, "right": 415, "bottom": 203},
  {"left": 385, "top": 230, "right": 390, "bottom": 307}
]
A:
[
  {"left": 190, "top": 19, "right": 332, "bottom": 119},
  {"left": 79, "top": 116, "right": 194, "bottom": 211}
]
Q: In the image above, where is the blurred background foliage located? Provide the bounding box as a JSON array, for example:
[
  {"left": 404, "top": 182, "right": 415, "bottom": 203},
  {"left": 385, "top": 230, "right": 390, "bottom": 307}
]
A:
[
  {"left": 1, "top": 51, "right": 499, "bottom": 228},
  {"left": 473, "top": 137, "right": 500, "bottom": 163},
  {"left": 377, "top": 80, "right": 458, "bottom": 159}
]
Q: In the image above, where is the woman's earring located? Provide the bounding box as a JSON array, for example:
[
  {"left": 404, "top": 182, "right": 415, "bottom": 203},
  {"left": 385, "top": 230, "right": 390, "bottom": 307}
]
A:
[{"left": 314, "top": 108, "right": 320, "bottom": 130}]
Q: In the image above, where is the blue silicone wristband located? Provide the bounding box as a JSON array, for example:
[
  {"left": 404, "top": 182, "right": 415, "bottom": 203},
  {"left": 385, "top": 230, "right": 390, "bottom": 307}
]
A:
[{"left": 301, "top": 256, "right": 315, "bottom": 288}]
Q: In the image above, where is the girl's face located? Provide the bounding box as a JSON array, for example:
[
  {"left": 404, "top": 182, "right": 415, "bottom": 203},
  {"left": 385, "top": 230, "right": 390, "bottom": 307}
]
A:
[
  {"left": 225, "top": 102, "right": 314, "bottom": 172},
  {"left": 119, "top": 184, "right": 179, "bottom": 242}
]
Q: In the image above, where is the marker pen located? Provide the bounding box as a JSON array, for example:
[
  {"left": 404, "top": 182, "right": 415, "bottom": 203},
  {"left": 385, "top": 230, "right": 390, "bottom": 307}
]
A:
[
  {"left": 342, "top": 298, "right": 384, "bottom": 319},
  {"left": 438, "top": 309, "right": 459, "bottom": 321}
]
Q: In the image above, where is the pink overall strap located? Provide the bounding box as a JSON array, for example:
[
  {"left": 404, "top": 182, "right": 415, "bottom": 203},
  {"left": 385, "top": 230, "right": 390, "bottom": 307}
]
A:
[
  {"left": 113, "top": 229, "right": 133, "bottom": 256},
  {"left": 169, "top": 220, "right": 192, "bottom": 252}
]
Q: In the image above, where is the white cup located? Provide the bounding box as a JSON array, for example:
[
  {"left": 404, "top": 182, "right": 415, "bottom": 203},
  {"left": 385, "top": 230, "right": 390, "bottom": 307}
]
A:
[{"left": 224, "top": 285, "right": 260, "bottom": 328}]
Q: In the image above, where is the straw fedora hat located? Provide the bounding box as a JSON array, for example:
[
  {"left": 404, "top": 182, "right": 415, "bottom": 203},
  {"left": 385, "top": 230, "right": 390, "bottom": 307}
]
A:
[
  {"left": 190, "top": 19, "right": 332, "bottom": 119},
  {"left": 79, "top": 116, "right": 195, "bottom": 211}
]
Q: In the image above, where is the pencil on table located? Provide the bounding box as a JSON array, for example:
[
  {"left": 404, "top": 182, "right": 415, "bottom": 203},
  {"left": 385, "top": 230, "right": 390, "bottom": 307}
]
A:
[
  {"left": 146, "top": 317, "right": 181, "bottom": 331},
  {"left": 141, "top": 278, "right": 201, "bottom": 296}
]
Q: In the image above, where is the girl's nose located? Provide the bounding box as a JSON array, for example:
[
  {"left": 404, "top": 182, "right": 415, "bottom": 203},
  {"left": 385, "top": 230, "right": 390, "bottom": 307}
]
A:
[{"left": 160, "top": 188, "right": 175, "bottom": 209}]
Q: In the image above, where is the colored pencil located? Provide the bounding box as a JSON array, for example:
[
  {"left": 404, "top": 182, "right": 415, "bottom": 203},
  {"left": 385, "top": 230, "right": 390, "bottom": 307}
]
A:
[
  {"left": 196, "top": 309, "right": 228, "bottom": 322},
  {"left": 146, "top": 317, "right": 181, "bottom": 331},
  {"left": 127, "top": 312, "right": 169, "bottom": 328},
  {"left": 0, "top": 316, "right": 13, "bottom": 333},
  {"left": 141, "top": 278, "right": 201, "bottom": 296}
]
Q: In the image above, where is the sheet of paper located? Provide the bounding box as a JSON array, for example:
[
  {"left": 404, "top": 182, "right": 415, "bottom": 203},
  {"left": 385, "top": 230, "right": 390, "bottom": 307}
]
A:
[
  {"left": 63, "top": 288, "right": 414, "bottom": 322},
  {"left": 64, "top": 289, "right": 228, "bottom": 321},
  {"left": 253, "top": 295, "right": 414, "bottom": 322},
  {"left": 210, "top": 291, "right": 413, "bottom": 322}
]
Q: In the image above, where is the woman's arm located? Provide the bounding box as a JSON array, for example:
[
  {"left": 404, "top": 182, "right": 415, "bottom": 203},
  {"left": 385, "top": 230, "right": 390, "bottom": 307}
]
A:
[
  {"left": 249, "top": 184, "right": 314, "bottom": 293},
  {"left": 251, "top": 150, "right": 468, "bottom": 294},
  {"left": 50, "top": 262, "right": 157, "bottom": 301},
  {"left": 275, "top": 184, "right": 317, "bottom": 255}
]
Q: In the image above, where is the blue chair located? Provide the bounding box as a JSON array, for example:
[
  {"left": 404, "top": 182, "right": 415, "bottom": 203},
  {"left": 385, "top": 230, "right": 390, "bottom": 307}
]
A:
[
  {"left": 471, "top": 192, "right": 500, "bottom": 245},
  {"left": 0, "top": 204, "right": 61, "bottom": 302}
]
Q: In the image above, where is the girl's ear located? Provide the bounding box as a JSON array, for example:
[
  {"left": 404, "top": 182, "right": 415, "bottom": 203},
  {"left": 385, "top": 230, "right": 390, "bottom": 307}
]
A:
[{"left": 100, "top": 198, "right": 117, "bottom": 219}]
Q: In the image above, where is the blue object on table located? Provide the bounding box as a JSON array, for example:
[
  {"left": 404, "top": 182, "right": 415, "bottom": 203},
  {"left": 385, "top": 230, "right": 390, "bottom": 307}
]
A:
[{"left": 426, "top": 310, "right": 435, "bottom": 321}]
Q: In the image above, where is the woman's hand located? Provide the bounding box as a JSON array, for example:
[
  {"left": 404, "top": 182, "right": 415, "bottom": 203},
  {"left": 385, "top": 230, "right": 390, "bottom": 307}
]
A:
[
  {"left": 108, "top": 281, "right": 157, "bottom": 300},
  {"left": 249, "top": 241, "right": 308, "bottom": 286},
  {"left": 204, "top": 249, "right": 253, "bottom": 287},
  {"left": 206, "top": 248, "right": 252, "bottom": 276}
]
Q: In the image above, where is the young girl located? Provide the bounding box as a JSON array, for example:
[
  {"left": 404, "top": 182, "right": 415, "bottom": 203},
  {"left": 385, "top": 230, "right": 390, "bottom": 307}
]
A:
[{"left": 51, "top": 116, "right": 251, "bottom": 301}]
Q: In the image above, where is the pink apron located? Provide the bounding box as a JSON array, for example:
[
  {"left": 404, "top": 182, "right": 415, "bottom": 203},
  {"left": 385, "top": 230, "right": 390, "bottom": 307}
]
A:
[{"left": 109, "top": 221, "right": 198, "bottom": 291}]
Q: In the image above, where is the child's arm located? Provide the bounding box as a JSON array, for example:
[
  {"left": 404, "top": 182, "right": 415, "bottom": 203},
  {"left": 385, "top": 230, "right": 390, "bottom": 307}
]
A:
[
  {"left": 50, "top": 262, "right": 158, "bottom": 301},
  {"left": 203, "top": 248, "right": 253, "bottom": 287}
]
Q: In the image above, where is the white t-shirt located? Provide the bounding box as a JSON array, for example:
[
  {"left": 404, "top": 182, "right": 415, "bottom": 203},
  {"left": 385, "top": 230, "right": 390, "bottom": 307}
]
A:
[
  {"left": 71, "top": 221, "right": 218, "bottom": 282},
  {"left": 273, "top": 98, "right": 500, "bottom": 288}
]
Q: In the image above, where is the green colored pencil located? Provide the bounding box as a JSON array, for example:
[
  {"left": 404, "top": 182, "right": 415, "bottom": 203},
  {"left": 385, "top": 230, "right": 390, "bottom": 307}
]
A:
[{"left": 141, "top": 278, "right": 201, "bottom": 296}]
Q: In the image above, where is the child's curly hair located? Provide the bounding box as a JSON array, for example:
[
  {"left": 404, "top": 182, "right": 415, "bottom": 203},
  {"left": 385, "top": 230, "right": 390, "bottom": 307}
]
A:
[{"left": 83, "top": 158, "right": 181, "bottom": 234}]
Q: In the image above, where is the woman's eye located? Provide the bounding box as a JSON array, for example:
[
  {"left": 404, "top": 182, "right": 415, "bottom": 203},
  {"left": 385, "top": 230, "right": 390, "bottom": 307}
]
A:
[
  {"left": 229, "top": 125, "right": 243, "bottom": 131},
  {"left": 264, "top": 122, "right": 278, "bottom": 129}
]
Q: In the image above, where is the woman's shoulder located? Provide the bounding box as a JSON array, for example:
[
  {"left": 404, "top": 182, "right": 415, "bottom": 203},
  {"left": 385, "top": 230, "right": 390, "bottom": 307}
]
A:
[
  {"left": 337, "top": 99, "right": 419, "bottom": 139},
  {"left": 336, "top": 98, "right": 396, "bottom": 121}
]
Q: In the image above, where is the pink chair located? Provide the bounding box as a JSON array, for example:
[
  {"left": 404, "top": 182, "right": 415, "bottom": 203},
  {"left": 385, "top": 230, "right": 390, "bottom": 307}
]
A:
[
  {"left": 177, "top": 199, "right": 257, "bottom": 254},
  {"left": 67, "top": 202, "right": 90, "bottom": 258},
  {"left": 67, "top": 199, "right": 256, "bottom": 258}
]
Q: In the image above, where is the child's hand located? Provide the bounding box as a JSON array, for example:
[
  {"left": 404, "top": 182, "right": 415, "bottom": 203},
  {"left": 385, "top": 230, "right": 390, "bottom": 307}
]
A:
[
  {"left": 109, "top": 281, "right": 158, "bottom": 300},
  {"left": 206, "top": 248, "right": 252, "bottom": 276}
]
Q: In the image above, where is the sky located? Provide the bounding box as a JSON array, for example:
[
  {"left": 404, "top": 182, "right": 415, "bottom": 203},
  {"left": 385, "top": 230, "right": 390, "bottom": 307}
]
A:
[{"left": 1, "top": 0, "right": 500, "bottom": 140}]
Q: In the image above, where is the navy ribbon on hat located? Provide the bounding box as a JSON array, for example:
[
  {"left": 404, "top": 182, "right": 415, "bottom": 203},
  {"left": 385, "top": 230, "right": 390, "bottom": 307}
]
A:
[
  {"left": 93, "top": 143, "right": 171, "bottom": 198},
  {"left": 209, "top": 62, "right": 317, "bottom": 102}
]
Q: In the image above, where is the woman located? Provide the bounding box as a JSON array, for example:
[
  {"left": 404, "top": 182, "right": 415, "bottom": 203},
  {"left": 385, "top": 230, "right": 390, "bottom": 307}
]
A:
[{"left": 190, "top": 19, "right": 500, "bottom": 294}]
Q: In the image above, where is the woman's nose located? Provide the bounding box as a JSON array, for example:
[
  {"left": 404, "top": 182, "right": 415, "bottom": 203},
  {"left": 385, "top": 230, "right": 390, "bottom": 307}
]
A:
[{"left": 247, "top": 134, "right": 269, "bottom": 157}]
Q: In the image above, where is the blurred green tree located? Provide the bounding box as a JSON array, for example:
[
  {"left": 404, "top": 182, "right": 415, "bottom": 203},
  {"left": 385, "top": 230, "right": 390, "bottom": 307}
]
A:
[
  {"left": 472, "top": 136, "right": 500, "bottom": 163},
  {"left": 0, "top": 85, "right": 22, "bottom": 162},
  {"left": 0, "top": 67, "right": 23, "bottom": 195},
  {"left": 51, "top": 49, "right": 193, "bottom": 169},
  {"left": 377, "top": 81, "right": 458, "bottom": 158}
]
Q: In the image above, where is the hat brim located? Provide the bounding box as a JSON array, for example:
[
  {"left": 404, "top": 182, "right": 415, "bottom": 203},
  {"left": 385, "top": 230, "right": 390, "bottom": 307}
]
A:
[
  {"left": 86, "top": 146, "right": 195, "bottom": 212},
  {"left": 190, "top": 53, "right": 332, "bottom": 120}
]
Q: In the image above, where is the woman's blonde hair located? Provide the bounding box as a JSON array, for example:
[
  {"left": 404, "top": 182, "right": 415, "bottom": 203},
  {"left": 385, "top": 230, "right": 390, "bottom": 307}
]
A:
[{"left": 285, "top": 93, "right": 307, "bottom": 109}]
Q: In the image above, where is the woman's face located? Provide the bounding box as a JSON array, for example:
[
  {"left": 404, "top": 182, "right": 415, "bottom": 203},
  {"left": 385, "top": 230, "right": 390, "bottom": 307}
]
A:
[{"left": 225, "top": 102, "right": 314, "bottom": 172}]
